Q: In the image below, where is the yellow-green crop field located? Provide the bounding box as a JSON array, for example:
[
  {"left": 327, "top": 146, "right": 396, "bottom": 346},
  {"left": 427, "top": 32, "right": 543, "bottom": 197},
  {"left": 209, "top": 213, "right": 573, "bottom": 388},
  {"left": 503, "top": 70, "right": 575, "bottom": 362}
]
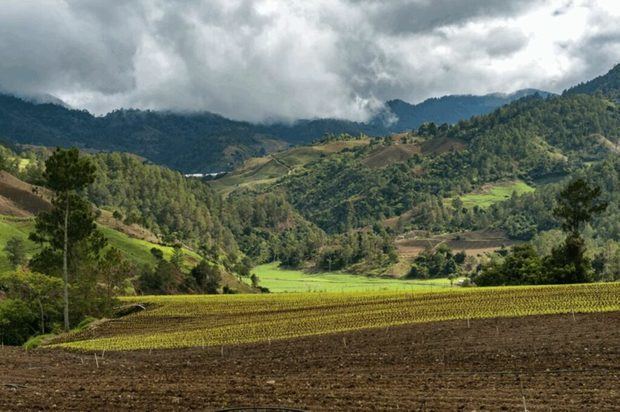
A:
[{"left": 52, "top": 282, "right": 620, "bottom": 351}]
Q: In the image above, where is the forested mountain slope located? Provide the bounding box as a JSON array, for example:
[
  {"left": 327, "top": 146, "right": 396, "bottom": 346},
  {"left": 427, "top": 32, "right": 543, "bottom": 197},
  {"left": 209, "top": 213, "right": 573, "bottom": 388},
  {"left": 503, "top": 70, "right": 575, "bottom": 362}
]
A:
[
  {"left": 0, "top": 88, "right": 547, "bottom": 172},
  {"left": 212, "top": 65, "right": 620, "bottom": 240},
  {"left": 380, "top": 89, "right": 552, "bottom": 132},
  {"left": 565, "top": 63, "right": 620, "bottom": 100}
]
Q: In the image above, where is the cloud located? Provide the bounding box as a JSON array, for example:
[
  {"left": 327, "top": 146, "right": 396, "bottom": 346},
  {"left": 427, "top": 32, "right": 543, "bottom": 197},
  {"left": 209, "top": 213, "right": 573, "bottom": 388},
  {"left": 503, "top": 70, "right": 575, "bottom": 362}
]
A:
[{"left": 0, "top": 0, "right": 618, "bottom": 122}]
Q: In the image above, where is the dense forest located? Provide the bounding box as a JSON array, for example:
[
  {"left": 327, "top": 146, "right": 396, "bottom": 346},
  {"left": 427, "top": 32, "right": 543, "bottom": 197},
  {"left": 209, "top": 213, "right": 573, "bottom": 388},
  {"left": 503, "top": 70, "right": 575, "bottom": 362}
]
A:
[
  {"left": 1, "top": 64, "right": 619, "bottom": 278},
  {"left": 0, "top": 87, "right": 548, "bottom": 172}
]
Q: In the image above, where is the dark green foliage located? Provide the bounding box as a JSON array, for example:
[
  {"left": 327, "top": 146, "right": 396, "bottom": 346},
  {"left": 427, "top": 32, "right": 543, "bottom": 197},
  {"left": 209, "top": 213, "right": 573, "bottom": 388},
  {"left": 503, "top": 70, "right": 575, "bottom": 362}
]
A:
[
  {"left": 43, "top": 148, "right": 95, "bottom": 193},
  {"left": 0, "top": 89, "right": 536, "bottom": 172},
  {"left": 29, "top": 194, "right": 103, "bottom": 264},
  {"left": 474, "top": 244, "right": 545, "bottom": 286},
  {"left": 565, "top": 64, "right": 620, "bottom": 100},
  {"left": 547, "top": 178, "right": 608, "bottom": 283},
  {"left": 138, "top": 259, "right": 183, "bottom": 294},
  {"left": 275, "top": 92, "right": 618, "bottom": 234},
  {"left": 250, "top": 273, "right": 260, "bottom": 288},
  {"left": 190, "top": 260, "right": 222, "bottom": 294},
  {"left": 150, "top": 248, "right": 164, "bottom": 260},
  {"left": 170, "top": 245, "right": 184, "bottom": 269},
  {"left": 87, "top": 152, "right": 237, "bottom": 252},
  {"left": 30, "top": 148, "right": 102, "bottom": 330},
  {"left": 553, "top": 178, "right": 608, "bottom": 236},
  {"left": 316, "top": 229, "right": 397, "bottom": 272},
  {"left": 97, "top": 248, "right": 136, "bottom": 315},
  {"left": 407, "top": 245, "right": 462, "bottom": 279},
  {"left": 0, "top": 271, "right": 63, "bottom": 338},
  {"left": 0, "top": 94, "right": 383, "bottom": 172},
  {"left": 3, "top": 237, "right": 27, "bottom": 268},
  {"left": 476, "top": 178, "right": 609, "bottom": 286},
  {"left": 0, "top": 299, "right": 37, "bottom": 345}
]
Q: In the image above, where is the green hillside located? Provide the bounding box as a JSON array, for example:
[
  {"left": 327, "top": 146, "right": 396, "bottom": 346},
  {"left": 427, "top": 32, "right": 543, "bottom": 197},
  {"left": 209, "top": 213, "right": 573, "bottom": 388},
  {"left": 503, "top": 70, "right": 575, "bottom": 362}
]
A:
[{"left": 0, "top": 215, "right": 199, "bottom": 273}]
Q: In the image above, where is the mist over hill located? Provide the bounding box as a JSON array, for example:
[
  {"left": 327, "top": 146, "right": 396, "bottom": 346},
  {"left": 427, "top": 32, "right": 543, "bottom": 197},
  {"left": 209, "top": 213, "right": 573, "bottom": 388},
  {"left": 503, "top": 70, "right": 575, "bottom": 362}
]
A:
[{"left": 0, "top": 88, "right": 549, "bottom": 173}]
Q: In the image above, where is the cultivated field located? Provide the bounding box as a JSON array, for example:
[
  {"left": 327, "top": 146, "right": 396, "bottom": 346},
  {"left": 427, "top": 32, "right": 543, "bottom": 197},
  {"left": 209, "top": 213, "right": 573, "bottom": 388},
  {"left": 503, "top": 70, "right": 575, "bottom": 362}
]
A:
[
  {"left": 2, "top": 312, "right": 618, "bottom": 410},
  {"left": 50, "top": 282, "right": 620, "bottom": 351}
]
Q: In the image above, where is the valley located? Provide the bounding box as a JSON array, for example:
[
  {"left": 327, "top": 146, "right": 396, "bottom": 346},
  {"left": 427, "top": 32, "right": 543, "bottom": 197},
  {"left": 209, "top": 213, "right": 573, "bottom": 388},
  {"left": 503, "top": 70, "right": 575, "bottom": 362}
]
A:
[{"left": 0, "top": 36, "right": 619, "bottom": 411}]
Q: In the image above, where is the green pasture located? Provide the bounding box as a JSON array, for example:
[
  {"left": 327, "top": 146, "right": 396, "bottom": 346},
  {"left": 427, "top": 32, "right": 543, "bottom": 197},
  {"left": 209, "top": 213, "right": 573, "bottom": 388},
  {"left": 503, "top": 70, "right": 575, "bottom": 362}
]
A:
[{"left": 250, "top": 262, "right": 456, "bottom": 293}]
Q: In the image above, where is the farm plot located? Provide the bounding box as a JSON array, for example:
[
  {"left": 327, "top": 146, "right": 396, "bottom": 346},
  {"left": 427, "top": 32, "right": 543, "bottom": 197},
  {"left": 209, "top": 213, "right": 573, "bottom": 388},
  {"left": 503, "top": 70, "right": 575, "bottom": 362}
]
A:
[
  {"left": 51, "top": 282, "right": 620, "bottom": 351},
  {"left": 4, "top": 312, "right": 619, "bottom": 411}
]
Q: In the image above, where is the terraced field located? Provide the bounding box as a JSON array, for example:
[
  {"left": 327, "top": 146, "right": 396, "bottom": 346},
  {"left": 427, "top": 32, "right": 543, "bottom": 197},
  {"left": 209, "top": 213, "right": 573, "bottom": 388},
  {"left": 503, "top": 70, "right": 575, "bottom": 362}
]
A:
[{"left": 52, "top": 282, "right": 620, "bottom": 351}]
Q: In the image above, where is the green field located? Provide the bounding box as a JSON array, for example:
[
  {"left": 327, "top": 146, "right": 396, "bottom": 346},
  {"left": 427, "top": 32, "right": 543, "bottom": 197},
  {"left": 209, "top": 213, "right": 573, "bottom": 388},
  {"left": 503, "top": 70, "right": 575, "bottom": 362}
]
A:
[
  {"left": 447, "top": 180, "right": 535, "bottom": 209},
  {"left": 97, "top": 226, "right": 200, "bottom": 269},
  {"left": 250, "top": 262, "right": 455, "bottom": 292},
  {"left": 0, "top": 217, "right": 38, "bottom": 272},
  {"left": 0, "top": 215, "right": 199, "bottom": 272},
  {"left": 52, "top": 282, "right": 620, "bottom": 350}
]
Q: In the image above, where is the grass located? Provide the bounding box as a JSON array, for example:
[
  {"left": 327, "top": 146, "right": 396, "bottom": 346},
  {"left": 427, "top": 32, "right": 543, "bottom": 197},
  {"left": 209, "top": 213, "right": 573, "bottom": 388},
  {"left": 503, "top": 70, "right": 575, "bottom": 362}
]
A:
[
  {"left": 251, "top": 262, "right": 461, "bottom": 293},
  {"left": 98, "top": 225, "right": 200, "bottom": 269},
  {"left": 447, "top": 180, "right": 535, "bottom": 209},
  {"left": 0, "top": 215, "right": 199, "bottom": 271},
  {"left": 51, "top": 282, "right": 620, "bottom": 351},
  {"left": 0, "top": 217, "right": 37, "bottom": 272}
]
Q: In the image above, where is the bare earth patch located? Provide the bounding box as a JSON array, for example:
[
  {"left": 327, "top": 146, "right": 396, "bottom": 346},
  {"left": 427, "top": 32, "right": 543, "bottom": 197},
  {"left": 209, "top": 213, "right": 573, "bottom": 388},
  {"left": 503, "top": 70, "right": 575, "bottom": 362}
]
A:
[{"left": 1, "top": 311, "right": 618, "bottom": 411}]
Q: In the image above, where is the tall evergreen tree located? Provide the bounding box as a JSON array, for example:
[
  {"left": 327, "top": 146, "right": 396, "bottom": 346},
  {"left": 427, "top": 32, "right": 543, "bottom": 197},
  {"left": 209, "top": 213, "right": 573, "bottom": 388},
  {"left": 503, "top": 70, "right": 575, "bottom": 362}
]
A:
[
  {"left": 549, "top": 178, "right": 608, "bottom": 283},
  {"left": 30, "top": 148, "right": 99, "bottom": 330}
]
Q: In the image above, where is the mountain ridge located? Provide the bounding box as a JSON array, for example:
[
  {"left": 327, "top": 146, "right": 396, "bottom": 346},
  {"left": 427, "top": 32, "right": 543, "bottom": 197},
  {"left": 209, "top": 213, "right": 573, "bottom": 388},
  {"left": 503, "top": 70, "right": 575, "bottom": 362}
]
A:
[{"left": 0, "top": 88, "right": 551, "bottom": 173}]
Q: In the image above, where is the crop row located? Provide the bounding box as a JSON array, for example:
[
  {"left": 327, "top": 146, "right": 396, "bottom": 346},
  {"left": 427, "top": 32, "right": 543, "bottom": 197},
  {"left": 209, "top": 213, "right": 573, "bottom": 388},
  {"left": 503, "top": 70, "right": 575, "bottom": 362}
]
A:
[{"left": 54, "top": 283, "right": 620, "bottom": 351}]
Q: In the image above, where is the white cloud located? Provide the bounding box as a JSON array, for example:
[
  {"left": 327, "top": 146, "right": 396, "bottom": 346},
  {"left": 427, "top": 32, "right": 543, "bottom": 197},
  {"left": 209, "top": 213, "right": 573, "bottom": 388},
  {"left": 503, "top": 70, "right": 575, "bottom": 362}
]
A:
[{"left": 0, "top": 0, "right": 618, "bottom": 122}]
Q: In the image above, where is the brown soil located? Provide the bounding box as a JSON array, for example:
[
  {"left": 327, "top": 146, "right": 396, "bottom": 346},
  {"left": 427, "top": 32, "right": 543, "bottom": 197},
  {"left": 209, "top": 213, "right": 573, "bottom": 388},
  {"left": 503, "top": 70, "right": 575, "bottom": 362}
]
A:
[
  {"left": 395, "top": 230, "right": 518, "bottom": 260},
  {"left": 0, "top": 170, "right": 160, "bottom": 244},
  {"left": 420, "top": 137, "right": 465, "bottom": 155},
  {"left": 0, "top": 171, "right": 51, "bottom": 216},
  {"left": 362, "top": 144, "right": 420, "bottom": 169},
  {"left": 1, "top": 312, "right": 618, "bottom": 411},
  {"left": 97, "top": 209, "right": 160, "bottom": 244}
]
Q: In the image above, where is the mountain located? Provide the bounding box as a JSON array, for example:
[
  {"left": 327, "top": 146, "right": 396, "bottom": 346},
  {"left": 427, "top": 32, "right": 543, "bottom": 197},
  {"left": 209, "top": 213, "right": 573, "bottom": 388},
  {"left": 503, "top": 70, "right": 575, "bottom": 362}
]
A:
[
  {"left": 377, "top": 89, "right": 553, "bottom": 132},
  {"left": 0, "top": 88, "right": 551, "bottom": 173},
  {"left": 211, "top": 62, "right": 620, "bottom": 241},
  {"left": 565, "top": 64, "right": 620, "bottom": 100}
]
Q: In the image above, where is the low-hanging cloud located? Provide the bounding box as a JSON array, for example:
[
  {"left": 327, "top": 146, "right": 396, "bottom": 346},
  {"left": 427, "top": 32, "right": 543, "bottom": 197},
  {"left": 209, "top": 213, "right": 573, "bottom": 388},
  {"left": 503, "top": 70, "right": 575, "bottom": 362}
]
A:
[{"left": 0, "top": 0, "right": 618, "bottom": 122}]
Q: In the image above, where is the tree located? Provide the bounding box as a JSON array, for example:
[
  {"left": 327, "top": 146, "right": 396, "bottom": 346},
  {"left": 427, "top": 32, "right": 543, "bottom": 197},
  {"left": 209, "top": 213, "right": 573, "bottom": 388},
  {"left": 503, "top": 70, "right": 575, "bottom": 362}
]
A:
[
  {"left": 150, "top": 247, "right": 164, "bottom": 260},
  {"left": 30, "top": 148, "right": 97, "bottom": 330},
  {"left": 0, "top": 271, "right": 63, "bottom": 335},
  {"left": 97, "top": 248, "right": 135, "bottom": 315},
  {"left": 475, "top": 244, "right": 545, "bottom": 286},
  {"left": 0, "top": 299, "right": 37, "bottom": 345},
  {"left": 3, "top": 237, "right": 27, "bottom": 268},
  {"left": 138, "top": 259, "right": 181, "bottom": 294},
  {"left": 190, "top": 260, "right": 222, "bottom": 294},
  {"left": 549, "top": 178, "right": 608, "bottom": 283},
  {"left": 170, "top": 245, "right": 184, "bottom": 269}
]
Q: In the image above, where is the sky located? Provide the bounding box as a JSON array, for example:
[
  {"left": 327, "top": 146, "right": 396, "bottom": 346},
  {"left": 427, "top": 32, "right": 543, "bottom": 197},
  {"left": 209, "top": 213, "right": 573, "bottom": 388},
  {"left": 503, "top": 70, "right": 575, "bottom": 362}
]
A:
[{"left": 0, "top": 0, "right": 619, "bottom": 122}]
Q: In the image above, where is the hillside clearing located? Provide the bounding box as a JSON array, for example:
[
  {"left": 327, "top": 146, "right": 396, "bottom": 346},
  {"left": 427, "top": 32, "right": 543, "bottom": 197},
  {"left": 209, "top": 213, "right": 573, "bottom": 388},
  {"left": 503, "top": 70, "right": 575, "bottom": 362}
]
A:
[
  {"left": 446, "top": 180, "right": 535, "bottom": 209},
  {"left": 0, "top": 216, "right": 197, "bottom": 272}
]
